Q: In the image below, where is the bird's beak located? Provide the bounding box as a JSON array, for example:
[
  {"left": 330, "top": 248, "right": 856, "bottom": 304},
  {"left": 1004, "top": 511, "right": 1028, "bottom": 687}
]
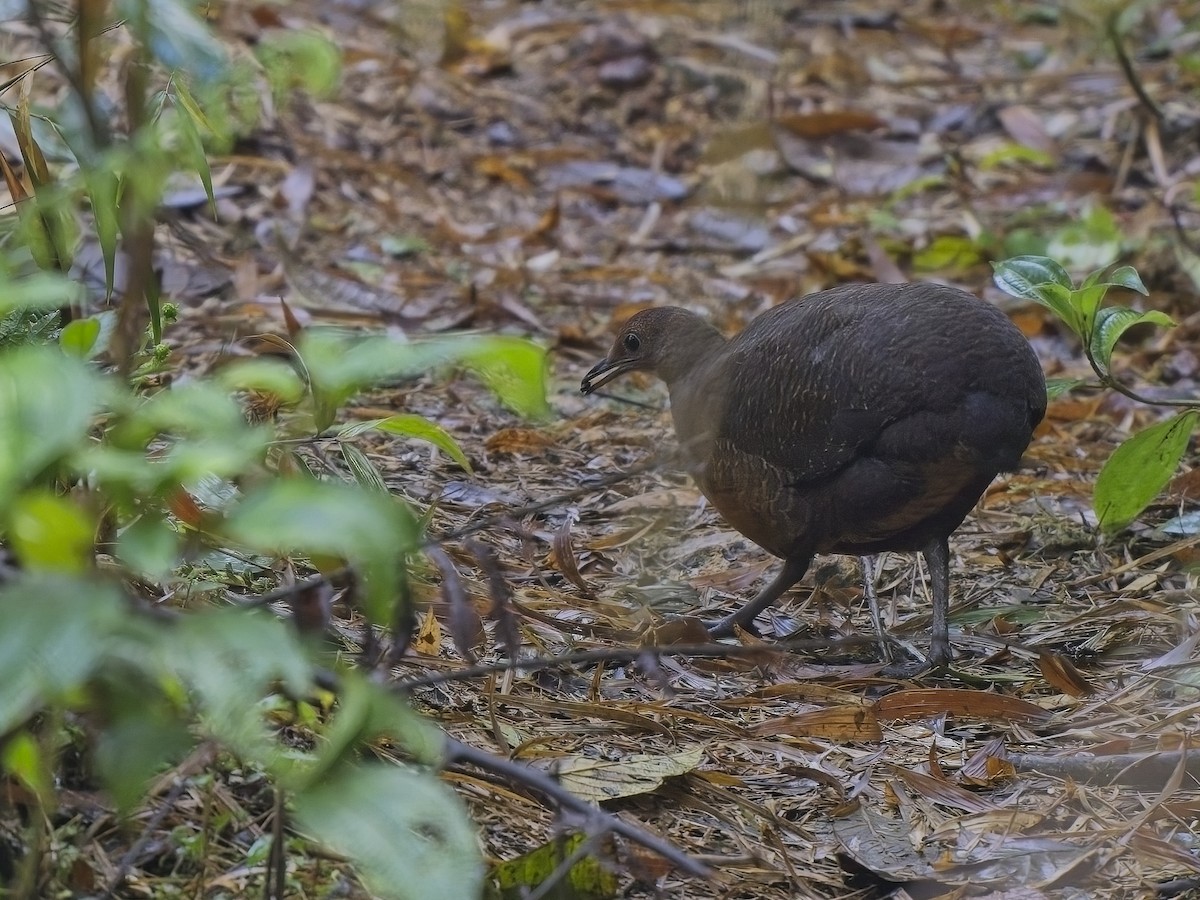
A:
[{"left": 580, "top": 357, "right": 626, "bottom": 395}]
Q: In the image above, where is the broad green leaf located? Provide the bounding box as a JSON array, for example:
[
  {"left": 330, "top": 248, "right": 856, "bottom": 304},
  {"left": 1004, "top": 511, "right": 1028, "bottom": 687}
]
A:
[
  {"left": 60, "top": 317, "right": 102, "bottom": 358},
  {"left": 156, "top": 609, "right": 315, "bottom": 761},
  {"left": 342, "top": 415, "right": 472, "bottom": 472},
  {"left": 94, "top": 695, "right": 193, "bottom": 811},
  {"left": 213, "top": 358, "right": 305, "bottom": 403},
  {"left": 1073, "top": 283, "right": 1107, "bottom": 337},
  {"left": 0, "top": 347, "right": 108, "bottom": 505},
  {"left": 1045, "top": 377, "right": 1087, "bottom": 401},
  {"left": 255, "top": 30, "right": 342, "bottom": 100},
  {"left": 0, "top": 575, "right": 125, "bottom": 733},
  {"left": 993, "top": 256, "right": 1083, "bottom": 334},
  {"left": 305, "top": 676, "right": 443, "bottom": 787},
  {"left": 1091, "top": 306, "right": 1174, "bottom": 374},
  {"left": 1095, "top": 410, "right": 1198, "bottom": 533},
  {"left": 301, "top": 331, "right": 549, "bottom": 427},
  {"left": 911, "top": 235, "right": 983, "bottom": 273},
  {"left": 442, "top": 336, "right": 550, "bottom": 419},
  {"left": 994, "top": 255, "right": 1073, "bottom": 294},
  {"left": 226, "top": 480, "right": 419, "bottom": 623},
  {"left": 117, "top": 514, "right": 182, "bottom": 580},
  {"left": 2, "top": 732, "right": 54, "bottom": 806},
  {"left": 1106, "top": 265, "right": 1149, "bottom": 295},
  {"left": 8, "top": 491, "right": 94, "bottom": 573},
  {"left": 293, "top": 764, "right": 483, "bottom": 900},
  {"left": 0, "top": 272, "right": 83, "bottom": 313},
  {"left": 340, "top": 441, "right": 389, "bottom": 494}
]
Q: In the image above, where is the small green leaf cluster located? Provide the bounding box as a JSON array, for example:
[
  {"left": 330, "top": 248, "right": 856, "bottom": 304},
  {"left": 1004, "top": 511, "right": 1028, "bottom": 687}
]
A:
[{"left": 994, "top": 255, "right": 1194, "bottom": 533}]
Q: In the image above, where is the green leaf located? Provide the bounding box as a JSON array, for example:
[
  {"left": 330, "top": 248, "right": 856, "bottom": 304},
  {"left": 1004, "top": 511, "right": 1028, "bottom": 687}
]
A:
[
  {"left": 8, "top": 490, "right": 94, "bottom": 573},
  {"left": 1045, "top": 377, "right": 1087, "bottom": 401},
  {"left": 293, "top": 764, "right": 483, "bottom": 900},
  {"left": 340, "top": 441, "right": 389, "bottom": 494},
  {"left": 94, "top": 697, "right": 193, "bottom": 812},
  {"left": 1095, "top": 410, "right": 1198, "bottom": 533},
  {"left": 0, "top": 347, "right": 108, "bottom": 506},
  {"left": 305, "top": 676, "right": 444, "bottom": 787},
  {"left": 157, "top": 609, "right": 315, "bottom": 760},
  {"left": 60, "top": 317, "right": 102, "bottom": 358},
  {"left": 170, "top": 96, "right": 216, "bottom": 216},
  {"left": 85, "top": 168, "right": 120, "bottom": 300},
  {"left": 342, "top": 415, "right": 472, "bottom": 472},
  {"left": 300, "top": 331, "right": 549, "bottom": 427},
  {"left": 1106, "top": 265, "right": 1149, "bottom": 295},
  {"left": 911, "top": 235, "right": 983, "bottom": 273},
  {"left": 255, "top": 30, "right": 342, "bottom": 100},
  {"left": 993, "top": 256, "right": 1083, "bottom": 335},
  {"left": 226, "top": 480, "right": 419, "bottom": 623},
  {"left": 1091, "top": 307, "right": 1174, "bottom": 374},
  {"left": 2, "top": 732, "right": 54, "bottom": 807},
  {"left": 0, "top": 575, "right": 126, "bottom": 733},
  {"left": 213, "top": 358, "right": 305, "bottom": 403},
  {"left": 993, "top": 255, "right": 1074, "bottom": 297},
  {"left": 117, "top": 514, "right": 182, "bottom": 580},
  {"left": 0, "top": 271, "right": 83, "bottom": 314}
]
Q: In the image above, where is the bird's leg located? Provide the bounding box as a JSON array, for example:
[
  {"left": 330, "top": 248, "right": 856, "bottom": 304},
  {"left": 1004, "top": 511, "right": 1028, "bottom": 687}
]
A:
[
  {"left": 708, "top": 556, "right": 811, "bottom": 637},
  {"left": 859, "top": 554, "right": 893, "bottom": 663},
  {"left": 922, "top": 536, "right": 952, "bottom": 669}
]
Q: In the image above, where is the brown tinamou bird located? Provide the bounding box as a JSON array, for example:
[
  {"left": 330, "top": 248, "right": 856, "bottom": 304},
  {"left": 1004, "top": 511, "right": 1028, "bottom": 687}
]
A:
[{"left": 580, "top": 283, "right": 1046, "bottom": 668}]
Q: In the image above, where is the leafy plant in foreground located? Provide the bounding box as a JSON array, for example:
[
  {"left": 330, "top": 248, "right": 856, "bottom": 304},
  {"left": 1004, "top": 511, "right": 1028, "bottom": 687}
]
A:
[
  {"left": 0, "top": 3, "right": 550, "bottom": 898},
  {"left": 993, "top": 255, "right": 1194, "bottom": 533}
]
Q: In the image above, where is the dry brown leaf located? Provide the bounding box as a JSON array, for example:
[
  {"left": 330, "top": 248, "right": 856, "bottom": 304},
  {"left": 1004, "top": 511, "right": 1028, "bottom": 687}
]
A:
[
  {"left": 1037, "top": 651, "right": 1096, "bottom": 697},
  {"left": 549, "top": 747, "right": 704, "bottom": 802},
  {"left": 484, "top": 427, "right": 555, "bottom": 455},
  {"left": 549, "top": 514, "right": 593, "bottom": 598},
  {"left": 876, "top": 688, "right": 1051, "bottom": 725},
  {"left": 414, "top": 607, "right": 441, "bottom": 656},
  {"left": 751, "top": 706, "right": 882, "bottom": 741},
  {"left": 773, "top": 110, "right": 885, "bottom": 139}
]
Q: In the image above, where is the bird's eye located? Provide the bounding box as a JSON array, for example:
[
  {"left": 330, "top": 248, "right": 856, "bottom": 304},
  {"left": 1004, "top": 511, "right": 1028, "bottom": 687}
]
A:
[{"left": 623, "top": 333, "right": 641, "bottom": 352}]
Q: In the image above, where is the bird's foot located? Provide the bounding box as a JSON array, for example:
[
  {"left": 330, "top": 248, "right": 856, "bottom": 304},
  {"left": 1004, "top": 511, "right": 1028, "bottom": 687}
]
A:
[
  {"left": 704, "top": 612, "right": 760, "bottom": 639},
  {"left": 879, "top": 641, "right": 952, "bottom": 679}
]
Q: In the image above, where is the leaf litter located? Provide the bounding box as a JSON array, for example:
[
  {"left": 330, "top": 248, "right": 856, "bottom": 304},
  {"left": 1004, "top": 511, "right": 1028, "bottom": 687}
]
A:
[{"left": 14, "top": 0, "right": 1200, "bottom": 897}]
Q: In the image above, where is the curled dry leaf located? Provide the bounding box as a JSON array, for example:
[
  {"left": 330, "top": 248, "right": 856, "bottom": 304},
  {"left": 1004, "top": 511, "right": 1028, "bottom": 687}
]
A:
[
  {"left": 1037, "top": 651, "right": 1096, "bottom": 697},
  {"left": 551, "top": 511, "right": 594, "bottom": 599}
]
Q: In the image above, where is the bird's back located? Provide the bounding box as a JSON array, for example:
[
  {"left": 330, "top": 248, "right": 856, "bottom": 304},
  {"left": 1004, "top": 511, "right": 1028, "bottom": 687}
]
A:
[{"left": 669, "top": 283, "right": 1045, "bottom": 559}]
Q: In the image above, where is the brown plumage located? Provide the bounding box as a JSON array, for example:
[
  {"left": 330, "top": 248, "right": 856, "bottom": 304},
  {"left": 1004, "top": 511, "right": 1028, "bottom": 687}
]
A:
[{"left": 581, "top": 283, "right": 1046, "bottom": 668}]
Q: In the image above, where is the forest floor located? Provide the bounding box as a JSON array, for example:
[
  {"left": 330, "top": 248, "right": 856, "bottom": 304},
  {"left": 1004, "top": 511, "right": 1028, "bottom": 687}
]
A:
[{"left": 20, "top": 0, "right": 1200, "bottom": 897}]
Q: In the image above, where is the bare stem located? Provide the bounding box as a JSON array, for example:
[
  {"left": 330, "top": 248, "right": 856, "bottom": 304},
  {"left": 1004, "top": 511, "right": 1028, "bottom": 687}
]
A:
[{"left": 442, "top": 736, "right": 712, "bottom": 879}]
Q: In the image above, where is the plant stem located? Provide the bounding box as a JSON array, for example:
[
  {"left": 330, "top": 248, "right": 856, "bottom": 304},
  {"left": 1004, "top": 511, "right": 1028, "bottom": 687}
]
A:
[{"left": 1107, "top": 14, "right": 1164, "bottom": 122}]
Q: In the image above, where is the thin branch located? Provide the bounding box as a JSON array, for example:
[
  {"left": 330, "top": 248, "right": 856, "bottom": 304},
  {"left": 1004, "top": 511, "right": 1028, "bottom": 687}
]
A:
[
  {"left": 1107, "top": 14, "right": 1163, "bottom": 123},
  {"left": 101, "top": 779, "right": 190, "bottom": 899},
  {"left": 25, "top": 2, "right": 109, "bottom": 150},
  {"left": 395, "top": 636, "right": 874, "bottom": 693},
  {"left": 442, "top": 736, "right": 711, "bottom": 879}
]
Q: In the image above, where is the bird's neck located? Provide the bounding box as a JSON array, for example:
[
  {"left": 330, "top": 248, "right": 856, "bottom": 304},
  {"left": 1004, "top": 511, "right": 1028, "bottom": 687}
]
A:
[{"left": 656, "top": 318, "right": 727, "bottom": 388}]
